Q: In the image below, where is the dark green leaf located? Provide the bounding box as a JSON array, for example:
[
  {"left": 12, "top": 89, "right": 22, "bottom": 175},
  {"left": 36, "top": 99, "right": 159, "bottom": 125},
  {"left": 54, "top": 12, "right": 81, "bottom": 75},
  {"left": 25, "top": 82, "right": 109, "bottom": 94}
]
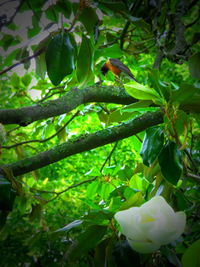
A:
[
  {"left": 36, "top": 53, "right": 46, "bottom": 79},
  {"left": 0, "top": 176, "right": 16, "bottom": 212},
  {"left": 79, "top": 7, "right": 99, "bottom": 34},
  {"left": 45, "top": 32, "right": 75, "bottom": 85},
  {"left": 76, "top": 34, "right": 94, "bottom": 86},
  {"left": 55, "top": 220, "right": 83, "bottom": 232},
  {"left": 55, "top": 0, "right": 72, "bottom": 19},
  {"left": 113, "top": 240, "right": 140, "bottom": 267},
  {"left": 0, "top": 34, "right": 20, "bottom": 51},
  {"left": 45, "top": 5, "right": 59, "bottom": 22},
  {"left": 158, "top": 141, "right": 183, "bottom": 185},
  {"left": 67, "top": 225, "right": 107, "bottom": 261},
  {"left": 182, "top": 239, "right": 200, "bottom": 267},
  {"left": 28, "top": 15, "right": 41, "bottom": 38},
  {"left": 171, "top": 84, "right": 197, "bottom": 104},
  {"left": 140, "top": 127, "right": 164, "bottom": 166},
  {"left": 189, "top": 52, "right": 200, "bottom": 79},
  {"left": 21, "top": 74, "right": 32, "bottom": 87}
]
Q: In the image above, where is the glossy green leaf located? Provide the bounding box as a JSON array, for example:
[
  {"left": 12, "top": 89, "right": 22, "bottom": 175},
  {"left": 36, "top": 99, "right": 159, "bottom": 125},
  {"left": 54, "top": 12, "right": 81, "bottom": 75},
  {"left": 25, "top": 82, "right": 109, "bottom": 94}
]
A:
[
  {"left": 79, "top": 7, "right": 99, "bottom": 34},
  {"left": 55, "top": 220, "right": 83, "bottom": 232},
  {"left": 36, "top": 53, "right": 46, "bottom": 79},
  {"left": 21, "top": 74, "right": 32, "bottom": 87},
  {"left": 189, "top": 52, "right": 200, "bottom": 79},
  {"left": 182, "top": 239, "right": 200, "bottom": 267},
  {"left": 67, "top": 225, "right": 107, "bottom": 261},
  {"left": 45, "top": 32, "right": 74, "bottom": 85},
  {"left": 55, "top": 0, "right": 72, "bottom": 18},
  {"left": 171, "top": 84, "right": 197, "bottom": 104},
  {"left": 158, "top": 141, "right": 183, "bottom": 185},
  {"left": 124, "top": 82, "right": 162, "bottom": 103},
  {"left": 45, "top": 6, "right": 59, "bottom": 22},
  {"left": 140, "top": 127, "right": 164, "bottom": 167},
  {"left": 28, "top": 15, "right": 41, "bottom": 38},
  {"left": 94, "top": 44, "right": 122, "bottom": 60},
  {"left": 119, "top": 191, "right": 143, "bottom": 210},
  {"left": 0, "top": 176, "right": 16, "bottom": 212},
  {"left": 76, "top": 34, "right": 94, "bottom": 86}
]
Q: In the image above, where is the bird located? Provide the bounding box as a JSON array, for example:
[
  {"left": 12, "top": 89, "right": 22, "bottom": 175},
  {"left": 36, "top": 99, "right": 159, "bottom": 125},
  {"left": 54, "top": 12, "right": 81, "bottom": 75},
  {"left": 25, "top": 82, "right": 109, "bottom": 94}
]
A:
[{"left": 101, "top": 58, "right": 139, "bottom": 83}]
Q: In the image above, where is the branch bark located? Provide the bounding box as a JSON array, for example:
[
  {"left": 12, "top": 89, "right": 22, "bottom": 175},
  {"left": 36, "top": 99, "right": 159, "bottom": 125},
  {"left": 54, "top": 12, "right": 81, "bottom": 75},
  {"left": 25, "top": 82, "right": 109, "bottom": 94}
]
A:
[
  {"left": 0, "top": 85, "right": 136, "bottom": 126},
  {"left": 0, "top": 111, "right": 164, "bottom": 177}
]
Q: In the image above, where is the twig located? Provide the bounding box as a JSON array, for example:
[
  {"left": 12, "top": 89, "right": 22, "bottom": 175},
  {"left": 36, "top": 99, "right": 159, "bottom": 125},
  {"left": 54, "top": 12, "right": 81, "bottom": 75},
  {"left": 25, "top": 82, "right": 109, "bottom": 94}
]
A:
[
  {"left": 100, "top": 141, "right": 118, "bottom": 173},
  {"left": 186, "top": 173, "right": 200, "bottom": 184},
  {"left": 41, "top": 176, "right": 98, "bottom": 202},
  {"left": 2, "top": 111, "right": 79, "bottom": 149},
  {"left": 0, "top": 0, "right": 25, "bottom": 30},
  {"left": 0, "top": 46, "right": 45, "bottom": 76}
]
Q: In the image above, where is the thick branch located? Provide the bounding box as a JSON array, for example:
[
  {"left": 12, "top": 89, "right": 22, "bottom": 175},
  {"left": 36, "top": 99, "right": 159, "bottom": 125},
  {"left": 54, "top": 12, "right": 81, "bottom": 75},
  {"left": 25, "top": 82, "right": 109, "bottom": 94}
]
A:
[
  {"left": 0, "top": 85, "right": 136, "bottom": 126},
  {"left": 0, "top": 111, "right": 164, "bottom": 177}
]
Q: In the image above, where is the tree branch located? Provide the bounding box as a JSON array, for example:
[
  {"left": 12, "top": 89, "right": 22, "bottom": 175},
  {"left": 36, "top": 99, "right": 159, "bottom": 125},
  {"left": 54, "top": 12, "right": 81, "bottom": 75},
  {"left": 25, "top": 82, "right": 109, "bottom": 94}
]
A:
[
  {"left": 0, "top": 111, "right": 164, "bottom": 177},
  {"left": 0, "top": 46, "right": 45, "bottom": 76},
  {"left": 0, "top": 85, "right": 136, "bottom": 126}
]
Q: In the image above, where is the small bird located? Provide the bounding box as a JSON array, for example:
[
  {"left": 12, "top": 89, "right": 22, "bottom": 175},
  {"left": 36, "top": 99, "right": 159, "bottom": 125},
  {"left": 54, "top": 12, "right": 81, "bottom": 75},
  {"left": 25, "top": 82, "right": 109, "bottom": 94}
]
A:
[{"left": 101, "top": 58, "right": 139, "bottom": 83}]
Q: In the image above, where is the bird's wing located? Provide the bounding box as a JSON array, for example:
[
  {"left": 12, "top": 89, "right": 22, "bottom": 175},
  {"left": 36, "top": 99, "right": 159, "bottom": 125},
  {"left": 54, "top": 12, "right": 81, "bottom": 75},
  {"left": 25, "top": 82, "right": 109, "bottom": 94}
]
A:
[{"left": 109, "top": 58, "right": 138, "bottom": 82}]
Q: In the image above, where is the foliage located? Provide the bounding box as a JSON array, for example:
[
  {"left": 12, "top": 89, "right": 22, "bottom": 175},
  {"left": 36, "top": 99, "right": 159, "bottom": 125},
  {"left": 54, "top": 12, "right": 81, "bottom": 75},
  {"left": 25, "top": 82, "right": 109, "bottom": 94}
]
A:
[{"left": 0, "top": 0, "right": 200, "bottom": 266}]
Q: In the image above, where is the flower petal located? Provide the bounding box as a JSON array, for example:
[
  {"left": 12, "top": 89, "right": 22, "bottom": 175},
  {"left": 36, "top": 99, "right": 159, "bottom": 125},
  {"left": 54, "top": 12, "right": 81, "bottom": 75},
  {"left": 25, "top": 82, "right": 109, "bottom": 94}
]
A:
[
  {"left": 127, "top": 238, "right": 160, "bottom": 253},
  {"left": 115, "top": 208, "right": 147, "bottom": 241}
]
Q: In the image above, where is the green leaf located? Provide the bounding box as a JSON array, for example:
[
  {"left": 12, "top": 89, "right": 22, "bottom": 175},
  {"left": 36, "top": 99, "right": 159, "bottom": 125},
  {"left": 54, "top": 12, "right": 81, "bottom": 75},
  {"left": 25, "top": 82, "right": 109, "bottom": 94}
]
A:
[
  {"left": 99, "top": 1, "right": 127, "bottom": 13},
  {"left": 86, "top": 181, "right": 101, "bottom": 199},
  {"left": 55, "top": 0, "right": 72, "bottom": 18},
  {"left": 122, "top": 100, "right": 153, "bottom": 112},
  {"left": 36, "top": 53, "right": 46, "bottom": 79},
  {"left": 0, "top": 34, "right": 20, "bottom": 51},
  {"left": 158, "top": 141, "right": 183, "bottom": 185},
  {"left": 55, "top": 220, "right": 83, "bottom": 232},
  {"left": 76, "top": 34, "right": 94, "bottom": 86},
  {"left": 140, "top": 127, "right": 164, "bottom": 167},
  {"left": 189, "top": 52, "right": 200, "bottom": 79},
  {"left": 83, "top": 210, "right": 113, "bottom": 225},
  {"left": 79, "top": 7, "right": 99, "bottom": 34},
  {"left": 147, "top": 68, "right": 170, "bottom": 100},
  {"left": 182, "top": 239, "right": 200, "bottom": 267},
  {"left": 0, "top": 176, "right": 16, "bottom": 212},
  {"left": 171, "top": 84, "right": 197, "bottom": 104},
  {"left": 124, "top": 82, "right": 162, "bottom": 103},
  {"left": 10, "top": 73, "right": 20, "bottom": 88},
  {"left": 67, "top": 225, "right": 107, "bottom": 261},
  {"left": 28, "top": 15, "right": 41, "bottom": 38},
  {"left": 45, "top": 32, "right": 75, "bottom": 85},
  {"left": 45, "top": 5, "right": 59, "bottom": 22},
  {"left": 21, "top": 74, "right": 32, "bottom": 87},
  {"left": 94, "top": 44, "right": 122, "bottom": 60},
  {"left": 119, "top": 191, "right": 143, "bottom": 211}
]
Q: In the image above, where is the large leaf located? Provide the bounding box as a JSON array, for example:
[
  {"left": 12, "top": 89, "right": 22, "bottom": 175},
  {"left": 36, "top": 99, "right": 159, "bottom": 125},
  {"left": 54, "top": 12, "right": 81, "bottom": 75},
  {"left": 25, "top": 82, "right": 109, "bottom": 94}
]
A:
[
  {"left": 189, "top": 52, "right": 200, "bottom": 79},
  {"left": 76, "top": 34, "right": 94, "bottom": 86},
  {"left": 182, "top": 239, "right": 200, "bottom": 267},
  {"left": 158, "top": 141, "right": 183, "bottom": 185},
  {"left": 0, "top": 175, "right": 16, "bottom": 212},
  {"left": 140, "top": 127, "right": 164, "bottom": 167},
  {"left": 170, "top": 84, "right": 197, "bottom": 104},
  {"left": 124, "top": 82, "right": 162, "bottom": 104},
  {"left": 119, "top": 191, "right": 143, "bottom": 211},
  {"left": 66, "top": 225, "right": 107, "bottom": 261},
  {"left": 45, "top": 32, "right": 74, "bottom": 85},
  {"left": 55, "top": 220, "right": 83, "bottom": 232},
  {"left": 79, "top": 7, "right": 99, "bottom": 34}
]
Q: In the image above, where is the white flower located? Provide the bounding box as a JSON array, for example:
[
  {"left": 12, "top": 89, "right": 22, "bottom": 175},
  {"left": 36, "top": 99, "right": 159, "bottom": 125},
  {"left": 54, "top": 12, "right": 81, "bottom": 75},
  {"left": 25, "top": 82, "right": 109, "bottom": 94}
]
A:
[{"left": 114, "top": 196, "right": 186, "bottom": 253}]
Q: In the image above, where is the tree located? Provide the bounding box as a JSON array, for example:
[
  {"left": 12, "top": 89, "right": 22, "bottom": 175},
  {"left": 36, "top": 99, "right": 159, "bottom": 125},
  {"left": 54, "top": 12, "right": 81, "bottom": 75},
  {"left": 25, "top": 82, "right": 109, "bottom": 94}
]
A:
[{"left": 0, "top": 0, "right": 200, "bottom": 266}]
